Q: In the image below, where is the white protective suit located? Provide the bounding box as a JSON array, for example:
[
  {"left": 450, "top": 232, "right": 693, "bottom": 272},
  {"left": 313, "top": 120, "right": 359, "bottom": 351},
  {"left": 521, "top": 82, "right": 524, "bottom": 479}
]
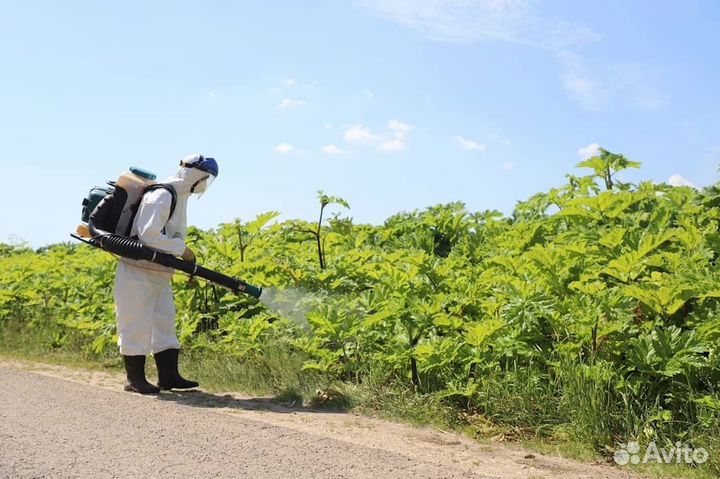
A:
[{"left": 114, "top": 164, "right": 209, "bottom": 356}]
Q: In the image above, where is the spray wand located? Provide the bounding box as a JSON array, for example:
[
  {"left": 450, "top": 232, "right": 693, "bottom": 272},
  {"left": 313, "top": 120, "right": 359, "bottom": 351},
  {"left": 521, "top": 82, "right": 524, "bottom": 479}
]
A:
[{"left": 71, "top": 222, "right": 263, "bottom": 299}]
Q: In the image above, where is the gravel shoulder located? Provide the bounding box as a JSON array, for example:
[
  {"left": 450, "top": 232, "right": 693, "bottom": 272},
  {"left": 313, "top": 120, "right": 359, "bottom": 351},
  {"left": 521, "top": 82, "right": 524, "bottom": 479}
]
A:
[{"left": 0, "top": 359, "right": 637, "bottom": 479}]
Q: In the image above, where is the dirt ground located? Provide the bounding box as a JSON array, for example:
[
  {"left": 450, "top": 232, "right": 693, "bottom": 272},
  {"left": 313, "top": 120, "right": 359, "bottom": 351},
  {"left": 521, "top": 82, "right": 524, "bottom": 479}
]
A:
[{"left": 0, "top": 359, "right": 637, "bottom": 479}]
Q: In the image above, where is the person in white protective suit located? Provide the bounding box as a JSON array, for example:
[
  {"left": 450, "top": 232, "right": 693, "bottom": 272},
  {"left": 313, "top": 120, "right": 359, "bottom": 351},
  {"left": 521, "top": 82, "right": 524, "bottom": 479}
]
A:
[{"left": 115, "top": 154, "right": 219, "bottom": 394}]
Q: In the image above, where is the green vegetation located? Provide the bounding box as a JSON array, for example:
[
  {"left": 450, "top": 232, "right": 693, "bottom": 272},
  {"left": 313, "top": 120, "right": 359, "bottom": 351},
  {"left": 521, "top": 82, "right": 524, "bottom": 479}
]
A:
[{"left": 1, "top": 149, "right": 719, "bottom": 476}]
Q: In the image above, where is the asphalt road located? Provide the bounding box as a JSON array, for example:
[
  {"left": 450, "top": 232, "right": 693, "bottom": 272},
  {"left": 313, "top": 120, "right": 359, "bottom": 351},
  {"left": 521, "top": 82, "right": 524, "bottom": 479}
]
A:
[
  {"left": 0, "top": 363, "right": 634, "bottom": 479},
  {"left": 0, "top": 365, "right": 487, "bottom": 479}
]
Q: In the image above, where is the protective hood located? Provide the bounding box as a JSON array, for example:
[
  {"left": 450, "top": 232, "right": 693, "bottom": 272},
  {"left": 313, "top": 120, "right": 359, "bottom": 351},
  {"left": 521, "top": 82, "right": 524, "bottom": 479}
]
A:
[
  {"left": 123, "top": 159, "right": 213, "bottom": 273},
  {"left": 161, "top": 165, "right": 211, "bottom": 196},
  {"left": 150, "top": 165, "right": 208, "bottom": 248}
]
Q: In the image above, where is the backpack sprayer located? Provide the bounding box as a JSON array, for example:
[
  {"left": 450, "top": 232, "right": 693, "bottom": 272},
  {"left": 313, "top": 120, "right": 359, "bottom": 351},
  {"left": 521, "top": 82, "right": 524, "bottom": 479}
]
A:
[{"left": 72, "top": 167, "right": 262, "bottom": 299}]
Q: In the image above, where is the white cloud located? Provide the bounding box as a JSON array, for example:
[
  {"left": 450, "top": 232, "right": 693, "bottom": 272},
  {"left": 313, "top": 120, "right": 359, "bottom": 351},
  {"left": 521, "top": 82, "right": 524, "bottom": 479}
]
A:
[
  {"left": 577, "top": 143, "right": 601, "bottom": 160},
  {"left": 559, "top": 53, "right": 670, "bottom": 112},
  {"left": 343, "top": 120, "right": 412, "bottom": 153},
  {"left": 356, "top": 0, "right": 600, "bottom": 50},
  {"left": 284, "top": 78, "right": 296, "bottom": 86},
  {"left": 379, "top": 139, "right": 405, "bottom": 152},
  {"left": 562, "top": 76, "right": 605, "bottom": 111},
  {"left": 359, "top": 1, "right": 669, "bottom": 114},
  {"left": 344, "top": 125, "right": 377, "bottom": 143},
  {"left": 456, "top": 136, "right": 487, "bottom": 151},
  {"left": 388, "top": 120, "right": 412, "bottom": 138},
  {"left": 275, "top": 143, "right": 295, "bottom": 154},
  {"left": 324, "top": 123, "right": 333, "bottom": 129},
  {"left": 501, "top": 162, "right": 514, "bottom": 170},
  {"left": 667, "top": 175, "right": 695, "bottom": 188},
  {"left": 277, "top": 98, "right": 306, "bottom": 110},
  {"left": 207, "top": 90, "right": 216, "bottom": 97},
  {"left": 629, "top": 86, "right": 671, "bottom": 111},
  {"left": 322, "top": 144, "right": 345, "bottom": 155},
  {"left": 559, "top": 53, "right": 609, "bottom": 111}
]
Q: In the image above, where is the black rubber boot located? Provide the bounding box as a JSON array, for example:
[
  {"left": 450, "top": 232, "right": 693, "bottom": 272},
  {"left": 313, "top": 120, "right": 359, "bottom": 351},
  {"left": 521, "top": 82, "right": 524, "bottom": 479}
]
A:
[
  {"left": 122, "top": 355, "right": 160, "bottom": 394},
  {"left": 154, "top": 349, "right": 199, "bottom": 390}
]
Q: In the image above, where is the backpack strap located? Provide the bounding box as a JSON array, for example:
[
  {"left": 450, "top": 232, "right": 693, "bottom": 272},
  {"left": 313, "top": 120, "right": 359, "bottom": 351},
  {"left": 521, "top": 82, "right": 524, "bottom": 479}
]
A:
[{"left": 144, "top": 184, "right": 177, "bottom": 224}]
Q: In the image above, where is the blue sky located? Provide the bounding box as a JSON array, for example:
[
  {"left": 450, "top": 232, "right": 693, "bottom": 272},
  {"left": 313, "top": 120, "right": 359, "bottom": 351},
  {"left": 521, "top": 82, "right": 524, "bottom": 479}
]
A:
[{"left": 1, "top": 1, "right": 718, "bottom": 247}]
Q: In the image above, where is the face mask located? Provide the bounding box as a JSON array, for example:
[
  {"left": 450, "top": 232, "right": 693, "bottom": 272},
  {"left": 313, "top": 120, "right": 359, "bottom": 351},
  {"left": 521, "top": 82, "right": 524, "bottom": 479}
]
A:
[
  {"left": 193, "top": 178, "right": 208, "bottom": 194},
  {"left": 191, "top": 174, "right": 215, "bottom": 198}
]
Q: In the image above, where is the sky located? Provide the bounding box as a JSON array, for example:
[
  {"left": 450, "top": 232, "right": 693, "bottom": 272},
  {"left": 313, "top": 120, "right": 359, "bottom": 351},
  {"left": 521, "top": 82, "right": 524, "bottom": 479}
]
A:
[{"left": 1, "top": 0, "right": 718, "bottom": 248}]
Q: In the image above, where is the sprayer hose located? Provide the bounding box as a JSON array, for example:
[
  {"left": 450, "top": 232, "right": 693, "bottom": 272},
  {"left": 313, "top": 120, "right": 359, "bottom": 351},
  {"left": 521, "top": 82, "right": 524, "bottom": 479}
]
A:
[
  {"left": 93, "top": 232, "right": 155, "bottom": 261},
  {"left": 87, "top": 221, "right": 262, "bottom": 298}
]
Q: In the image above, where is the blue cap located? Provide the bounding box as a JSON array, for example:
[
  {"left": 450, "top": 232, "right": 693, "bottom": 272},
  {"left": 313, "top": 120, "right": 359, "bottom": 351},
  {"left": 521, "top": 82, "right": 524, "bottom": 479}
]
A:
[{"left": 180, "top": 154, "right": 219, "bottom": 178}]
